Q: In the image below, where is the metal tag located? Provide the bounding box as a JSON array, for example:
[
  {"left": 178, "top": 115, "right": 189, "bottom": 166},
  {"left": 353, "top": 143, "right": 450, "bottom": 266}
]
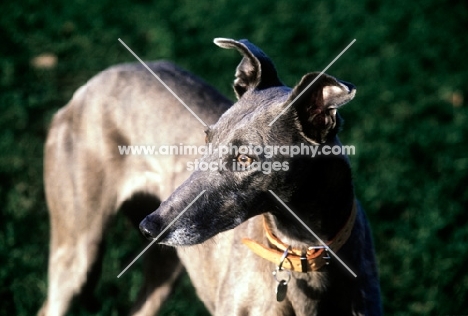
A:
[{"left": 276, "top": 280, "right": 288, "bottom": 302}]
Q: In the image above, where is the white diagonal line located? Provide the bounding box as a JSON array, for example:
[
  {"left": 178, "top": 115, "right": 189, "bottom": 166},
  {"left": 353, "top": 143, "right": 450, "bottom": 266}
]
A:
[
  {"left": 268, "top": 39, "right": 356, "bottom": 126},
  {"left": 268, "top": 190, "right": 357, "bottom": 277},
  {"left": 118, "top": 38, "right": 207, "bottom": 127},
  {"left": 117, "top": 190, "right": 206, "bottom": 278}
]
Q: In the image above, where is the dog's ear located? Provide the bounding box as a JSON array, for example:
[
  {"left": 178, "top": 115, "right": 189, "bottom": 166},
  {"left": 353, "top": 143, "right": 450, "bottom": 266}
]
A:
[
  {"left": 290, "top": 72, "right": 356, "bottom": 143},
  {"left": 214, "top": 38, "right": 283, "bottom": 99}
]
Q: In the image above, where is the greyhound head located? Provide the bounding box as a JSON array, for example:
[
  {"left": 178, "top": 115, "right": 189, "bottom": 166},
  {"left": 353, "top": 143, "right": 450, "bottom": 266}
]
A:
[{"left": 140, "top": 38, "right": 356, "bottom": 246}]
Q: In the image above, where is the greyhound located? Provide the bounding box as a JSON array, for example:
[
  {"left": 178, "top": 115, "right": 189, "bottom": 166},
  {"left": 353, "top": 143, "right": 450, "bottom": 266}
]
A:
[
  {"left": 139, "top": 38, "right": 382, "bottom": 315},
  {"left": 40, "top": 37, "right": 381, "bottom": 315}
]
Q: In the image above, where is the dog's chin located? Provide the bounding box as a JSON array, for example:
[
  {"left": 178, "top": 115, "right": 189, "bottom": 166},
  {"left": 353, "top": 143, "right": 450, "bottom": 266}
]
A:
[
  {"left": 157, "top": 230, "right": 212, "bottom": 247},
  {"left": 158, "top": 222, "right": 240, "bottom": 247}
]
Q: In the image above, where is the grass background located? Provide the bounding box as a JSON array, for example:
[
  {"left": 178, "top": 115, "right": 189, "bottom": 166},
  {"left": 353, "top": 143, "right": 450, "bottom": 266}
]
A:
[{"left": 1, "top": 0, "right": 467, "bottom": 315}]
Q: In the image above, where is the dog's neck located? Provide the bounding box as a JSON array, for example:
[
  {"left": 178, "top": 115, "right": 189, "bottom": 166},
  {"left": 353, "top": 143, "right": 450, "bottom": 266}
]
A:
[
  {"left": 240, "top": 150, "right": 356, "bottom": 272},
  {"left": 264, "top": 195, "right": 355, "bottom": 251},
  {"left": 267, "top": 150, "right": 355, "bottom": 249}
]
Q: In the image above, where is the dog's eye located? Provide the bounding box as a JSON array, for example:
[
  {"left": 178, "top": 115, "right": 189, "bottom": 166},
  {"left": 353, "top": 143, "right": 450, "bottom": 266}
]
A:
[{"left": 237, "top": 154, "right": 253, "bottom": 166}]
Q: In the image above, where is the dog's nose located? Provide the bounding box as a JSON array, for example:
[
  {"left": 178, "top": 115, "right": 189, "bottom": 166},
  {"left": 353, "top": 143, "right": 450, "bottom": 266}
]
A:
[
  {"left": 139, "top": 218, "right": 156, "bottom": 240},
  {"left": 140, "top": 226, "right": 154, "bottom": 240}
]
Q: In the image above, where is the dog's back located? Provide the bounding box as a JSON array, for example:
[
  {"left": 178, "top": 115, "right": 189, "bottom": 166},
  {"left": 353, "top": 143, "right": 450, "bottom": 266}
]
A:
[{"left": 40, "top": 61, "right": 231, "bottom": 315}]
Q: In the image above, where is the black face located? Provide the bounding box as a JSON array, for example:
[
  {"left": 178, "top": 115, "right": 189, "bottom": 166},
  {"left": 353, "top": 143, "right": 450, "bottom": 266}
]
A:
[
  {"left": 140, "top": 87, "right": 292, "bottom": 245},
  {"left": 139, "top": 38, "right": 356, "bottom": 246}
]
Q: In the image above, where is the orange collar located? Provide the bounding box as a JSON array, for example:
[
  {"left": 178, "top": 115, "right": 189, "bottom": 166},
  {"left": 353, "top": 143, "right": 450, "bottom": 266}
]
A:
[{"left": 242, "top": 200, "right": 357, "bottom": 272}]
